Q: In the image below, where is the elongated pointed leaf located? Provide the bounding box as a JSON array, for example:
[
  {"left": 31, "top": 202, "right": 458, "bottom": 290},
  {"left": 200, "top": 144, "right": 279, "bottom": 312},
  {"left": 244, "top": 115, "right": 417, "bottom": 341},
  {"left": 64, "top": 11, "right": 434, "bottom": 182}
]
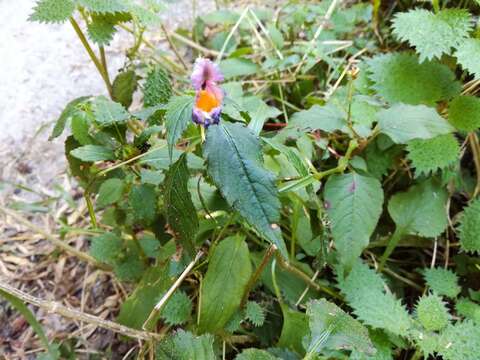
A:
[
  {"left": 70, "top": 144, "right": 115, "bottom": 162},
  {"left": 164, "top": 154, "right": 198, "bottom": 257},
  {"left": 204, "top": 122, "right": 287, "bottom": 256},
  {"left": 198, "top": 235, "right": 252, "bottom": 333},
  {"left": 166, "top": 95, "right": 194, "bottom": 158},
  {"left": 324, "top": 173, "right": 384, "bottom": 267}
]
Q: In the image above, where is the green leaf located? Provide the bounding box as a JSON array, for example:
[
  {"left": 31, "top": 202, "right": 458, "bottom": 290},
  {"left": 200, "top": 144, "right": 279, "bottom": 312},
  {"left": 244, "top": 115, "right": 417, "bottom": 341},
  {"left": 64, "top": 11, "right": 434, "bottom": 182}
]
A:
[
  {"left": 78, "top": 0, "right": 127, "bottom": 13},
  {"left": 456, "top": 298, "right": 480, "bottom": 324},
  {"left": 161, "top": 291, "right": 192, "bottom": 326},
  {"left": 156, "top": 330, "right": 215, "bottom": 360},
  {"left": 165, "top": 96, "right": 194, "bottom": 158},
  {"left": 87, "top": 14, "right": 116, "bottom": 45},
  {"left": 416, "top": 293, "right": 450, "bottom": 331},
  {"left": 112, "top": 70, "right": 138, "bottom": 108},
  {"left": 406, "top": 134, "right": 460, "bottom": 177},
  {"left": 50, "top": 96, "right": 90, "bottom": 140},
  {"left": 437, "top": 321, "right": 480, "bottom": 360},
  {"left": 267, "top": 24, "right": 284, "bottom": 49},
  {"left": 92, "top": 96, "right": 130, "bottom": 126},
  {"left": 324, "top": 173, "right": 384, "bottom": 267},
  {"left": 96, "top": 178, "right": 124, "bottom": 207},
  {"left": 235, "top": 349, "right": 279, "bottom": 360},
  {"left": 129, "top": 184, "right": 157, "bottom": 225},
  {"left": 143, "top": 66, "right": 172, "bottom": 107},
  {"left": 392, "top": 8, "right": 472, "bottom": 61},
  {"left": 288, "top": 103, "right": 346, "bottom": 134},
  {"left": 304, "top": 299, "right": 375, "bottom": 356},
  {"left": 244, "top": 96, "right": 281, "bottom": 135},
  {"left": 458, "top": 198, "right": 480, "bottom": 253},
  {"left": 204, "top": 122, "right": 287, "bottom": 256},
  {"left": 0, "top": 289, "right": 59, "bottom": 359},
  {"left": 377, "top": 104, "right": 454, "bottom": 144},
  {"left": 70, "top": 144, "right": 115, "bottom": 162},
  {"left": 423, "top": 267, "right": 461, "bottom": 298},
  {"left": 29, "top": 0, "right": 74, "bottom": 23},
  {"left": 90, "top": 232, "right": 122, "bottom": 265},
  {"left": 388, "top": 179, "right": 448, "bottom": 238},
  {"left": 338, "top": 261, "right": 412, "bottom": 336},
  {"left": 245, "top": 301, "right": 266, "bottom": 327},
  {"left": 367, "top": 53, "right": 460, "bottom": 105},
  {"left": 198, "top": 235, "right": 252, "bottom": 333},
  {"left": 278, "top": 305, "right": 309, "bottom": 354},
  {"left": 456, "top": 39, "right": 480, "bottom": 78},
  {"left": 164, "top": 154, "right": 199, "bottom": 257},
  {"left": 220, "top": 58, "right": 260, "bottom": 79},
  {"left": 448, "top": 95, "right": 480, "bottom": 132},
  {"left": 71, "top": 112, "right": 93, "bottom": 145},
  {"left": 117, "top": 264, "right": 172, "bottom": 329}
]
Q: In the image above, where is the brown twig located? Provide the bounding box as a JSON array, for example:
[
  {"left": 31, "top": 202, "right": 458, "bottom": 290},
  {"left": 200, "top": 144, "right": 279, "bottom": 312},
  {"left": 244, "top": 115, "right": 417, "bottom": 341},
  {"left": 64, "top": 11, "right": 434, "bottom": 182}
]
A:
[
  {"left": 0, "top": 206, "right": 111, "bottom": 271},
  {"left": 0, "top": 280, "right": 161, "bottom": 341}
]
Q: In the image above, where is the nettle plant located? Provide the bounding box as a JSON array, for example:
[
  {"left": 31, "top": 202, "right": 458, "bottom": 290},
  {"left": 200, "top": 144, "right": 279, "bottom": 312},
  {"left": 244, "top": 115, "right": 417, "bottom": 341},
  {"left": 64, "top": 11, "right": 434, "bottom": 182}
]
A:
[{"left": 26, "top": 0, "right": 480, "bottom": 358}]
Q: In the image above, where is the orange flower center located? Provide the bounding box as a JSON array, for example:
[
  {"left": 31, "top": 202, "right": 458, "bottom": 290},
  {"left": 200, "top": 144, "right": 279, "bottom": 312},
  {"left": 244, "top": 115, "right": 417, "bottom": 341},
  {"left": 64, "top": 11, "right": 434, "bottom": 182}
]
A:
[{"left": 196, "top": 90, "right": 220, "bottom": 112}]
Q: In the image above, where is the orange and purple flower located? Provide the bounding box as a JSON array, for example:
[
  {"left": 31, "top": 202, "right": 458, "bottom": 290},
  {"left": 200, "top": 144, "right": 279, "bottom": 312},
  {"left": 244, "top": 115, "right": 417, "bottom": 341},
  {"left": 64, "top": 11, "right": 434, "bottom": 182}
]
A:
[{"left": 191, "top": 58, "right": 224, "bottom": 127}]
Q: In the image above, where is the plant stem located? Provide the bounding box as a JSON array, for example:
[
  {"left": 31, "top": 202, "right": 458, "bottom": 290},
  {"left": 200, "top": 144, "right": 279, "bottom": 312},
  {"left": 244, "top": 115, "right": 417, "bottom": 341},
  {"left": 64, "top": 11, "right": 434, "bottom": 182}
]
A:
[
  {"left": 0, "top": 206, "right": 110, "bottom": 270},
  {"left": 160, "top": 23, "right": 188, "bottom": 70},
  {"left": 468, "top": 132, "right": 480, "bottom": 198},
  {"left": 69, "top": 17, "right": 113, "bottom": 98},
  {"left": 379, "top": 228, "right": 404, "bottom": 272},
  {"left": 275, "top": 252, "right": 342, "bottom": 300},
  {"left": 84, "top": 193, "right": 98, "bottom": 229},
  {"left": 0, "top": 281, "right": 159, "bottom": 340},
  {"left": 143, "top": 251, "right": 203, "bottom": 330},
  {"left": 313, "top": 139, "right": 358, "bottom": 180},
  {"left": 216, "top": 6, "right": 250, "bottom": 62},
  {"left": 240, "top": 245, "right": 277, "bottom": 307}
]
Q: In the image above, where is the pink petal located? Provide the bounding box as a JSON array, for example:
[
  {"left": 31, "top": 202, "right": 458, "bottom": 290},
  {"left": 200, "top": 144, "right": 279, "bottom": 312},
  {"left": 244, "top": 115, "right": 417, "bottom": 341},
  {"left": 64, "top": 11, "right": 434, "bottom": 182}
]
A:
[{"left": 191, "top": 58, "right": 224, "bottom": 90}]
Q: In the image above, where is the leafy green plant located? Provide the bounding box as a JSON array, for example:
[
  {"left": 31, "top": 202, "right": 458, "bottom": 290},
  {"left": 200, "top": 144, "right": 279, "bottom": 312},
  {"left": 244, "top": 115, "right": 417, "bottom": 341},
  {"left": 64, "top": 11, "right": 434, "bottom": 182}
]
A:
[{"left": 10, "top": 0, "right": 480, "bottom": 358}]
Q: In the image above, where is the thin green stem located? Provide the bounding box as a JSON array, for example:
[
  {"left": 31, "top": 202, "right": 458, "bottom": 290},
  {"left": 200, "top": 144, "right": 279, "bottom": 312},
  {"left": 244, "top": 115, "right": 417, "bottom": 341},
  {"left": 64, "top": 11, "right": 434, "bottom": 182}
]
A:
[
  {"left": 313, "top": 139, "right": 358, "bottom": 180},
  {"left": 69, "top": 17, "right": 113, "bottom": 97},
  {"left": 84, "top": 193, "right": 98, "bottom": 229},
  {"left": 379, "top": 228, "right": 405, "bottom": 272}
]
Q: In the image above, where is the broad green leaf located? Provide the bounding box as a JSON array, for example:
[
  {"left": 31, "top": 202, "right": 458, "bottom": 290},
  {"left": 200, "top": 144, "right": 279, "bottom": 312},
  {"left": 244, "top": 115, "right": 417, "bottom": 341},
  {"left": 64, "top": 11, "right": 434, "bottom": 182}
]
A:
[
  {"left": 288, "top": 103, "right": 346, "bottom": 134},
  {"left": 112, "top": 69, "right": 138, "bottom": 108},
  {"left": 245, "top": 301, "right": 266, "bottom": 327},
  {"left": 89, "top": 232, "right": 122, "bottom": 265},
  {"left": 29, "top": 0, "right": 74, "bottom": 23},
  {"left": 71, "top": 112, "right": 93, "bottom": 145},
  {"left": 70, "top": 144, "right": 115, "bottom": 162},
  {"left": 117, "top": 263, "right": 172, "bottom": 329},
  {"left": 143, "top": 66, "right": 172, "bottom": 106},
  {"left": 423, "top": 267, "right": 461, "bottom": 298},
  {"left": 156, "top": 330, "right": 215, "bottom": 360},
  {"left": 96, "top": 178, "right": 124, "bottom": 207},
  {"left": 140, "top": 144, "right": 204, "bottom": 170},
  {"left": 244, "top": 96, "right": 281, "bottom": 135},
  {"left": 87, "top": 14, "right": 116, "bottom": 45},
  {"left": 0, "top": 289, "right": 59, "bottom": 359},
  {"left": 92, "top": 96, "right": 130, "bottom": 126},
  {"left": 204, "top": 122, "right": 287, "bottom": 256},
  {"left": 267, "top": 24, "right": 284, "bottom": 49},
  {"left": 456, "top": 299, "right": 480, "bottom": 324},
  {"left": 129, "top": 184, "right": 157, "bottom": 224},
  {"left": 324, "top": 173, "right": 384, "bottom": 267},
  {"left": 415, "top": 293, "right": 450, "bottom": 331},
  {"left": 448, "top": 95, "right": 480, "bottom": 132},
  {"left": 338, "top": 261, "right": 412, "bottom": 336},
  {"left": 377, "top": 104, "right": 454, "bottom": 144},
  {"left": 235, "top": 349, "right": 279, "bottom": 360},
  {"left": 392, "top": 9, "right": 472, "bottom": 61},
  {"left": 304, "top": 299, "right": 375, "bottom": 356},
  {"left": 388, "top": 179, "right": 448, "bottom": 238},
  {"left": 161, "top": 291, "right": 192, "bottom": 326},
  {"left": 77, "top": 0, "right": 127, "bottom": 13},
  {"left": 456, "top": 39, "right": 480, "bottom": 78},
  {"left": 202, "top": 9, "right": 240, "bottom": 25},
  {"left": 367, "top": 53, "right": 460, "bottom": 105},
  {"left": 165, "top": 96, "right": 194, "bottom": 158},
  {"left": 50, "top": 96, "right": 90, "bottom": 140},
  {"left": 406, "top": 134, "right": 460, "bottom": 177},
  {"left": 458, "top": 198, "right": 480, "bottom": 253},
  {"left": 437, "top": 321, "right": 480, "bottom": 360},
  {"left": 198, "top": 235, "right": 252, "bottom": 333},
  {"left": 164, "top": 154, "right": 199, "bottom": 257},
  {"left": 278, "top": 305, "right": 309, "bottom": 354},
  {"left": 220, "top": 58, "right": 260, "bottom": 79}
]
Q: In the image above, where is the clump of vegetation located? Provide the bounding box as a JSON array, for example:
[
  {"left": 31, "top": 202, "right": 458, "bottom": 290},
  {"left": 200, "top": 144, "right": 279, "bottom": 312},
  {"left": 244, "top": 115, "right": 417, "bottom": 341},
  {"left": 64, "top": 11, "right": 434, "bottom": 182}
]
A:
[{"left": 3, "top": 0, "right": 480, "bottom": 358}]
